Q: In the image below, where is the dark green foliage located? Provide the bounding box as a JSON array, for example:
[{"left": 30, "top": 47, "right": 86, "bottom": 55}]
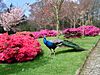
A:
[
  {"left": 16, "top": 21, "right": 38, "bottom": 31},
  {"left": 93, "top": 20, "right": 100, "bottom": 28},
  {"left": 0, "top": 26, "right": 6, "bottom": 33},
  {"left": 59, "top": 19, "right": 71, "bottom": 29}
]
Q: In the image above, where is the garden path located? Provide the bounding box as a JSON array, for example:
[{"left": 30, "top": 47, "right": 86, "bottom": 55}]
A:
[{"left": 78, "top": 39, "right": 100, "bottom": 75}]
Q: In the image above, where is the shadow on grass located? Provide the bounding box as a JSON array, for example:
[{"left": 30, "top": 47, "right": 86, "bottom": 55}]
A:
[
  {"left": 56, "top": 48, "right": 85, "bottom": 55},
  {"left": 0, "top": 51, "right": 51, "bottom": 75}
]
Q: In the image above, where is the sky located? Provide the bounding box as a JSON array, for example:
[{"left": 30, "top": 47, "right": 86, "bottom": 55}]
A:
[
  {"left": 3, "top": 0, "right": 78, "bottom": 17},
  {"left": 4, "top": 0, "right": 37, "bottom": 16}
]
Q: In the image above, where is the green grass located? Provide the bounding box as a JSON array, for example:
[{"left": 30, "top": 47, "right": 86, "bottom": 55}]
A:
[{"left": 0, "top": 36, "right": 100, "bottom": 75}]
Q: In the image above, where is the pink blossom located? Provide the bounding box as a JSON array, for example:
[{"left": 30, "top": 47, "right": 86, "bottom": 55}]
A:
[
  {"left": 33, "top": 29, "right": 58, "bottom": 39},
  {"left": 63, "top": 25, "right": 100, "bottom": 38},
  {"left": 78, "top": 25, "right": 100, "bottom": 36}
]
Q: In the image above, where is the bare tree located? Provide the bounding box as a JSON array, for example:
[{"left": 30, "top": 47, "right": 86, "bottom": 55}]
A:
[
  {"left": 79, "top": 0, "right": 94, "bottom": 25},
  {"left": 29, "top": 0, "right": 64, "bottom": 32},
  {"left": 61, "top": 1, "right": 80, "bottom": 28},
  {"left": 29, "top": 0, "right": 95, "bottom": 30}
]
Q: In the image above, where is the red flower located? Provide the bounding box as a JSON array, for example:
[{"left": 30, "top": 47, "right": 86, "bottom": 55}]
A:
[{"left": 0, "top": 33, "right": 41, "bottom": 63}]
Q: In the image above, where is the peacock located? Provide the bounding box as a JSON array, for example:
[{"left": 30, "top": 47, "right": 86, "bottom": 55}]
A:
[{"left": 43, "top": 36, "right": 84, "bottom": 55}]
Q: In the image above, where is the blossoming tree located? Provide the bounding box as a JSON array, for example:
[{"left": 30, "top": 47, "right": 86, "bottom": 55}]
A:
[{"left": 0, "top": 7, "right": 25, "bottom": 32}]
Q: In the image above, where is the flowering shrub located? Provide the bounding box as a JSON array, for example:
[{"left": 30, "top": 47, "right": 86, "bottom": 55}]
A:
[
  {"left": 63, "top": 25, "right": 100, "bottom": 38},
  {"left": 16, "top": 30, "right": 58, "bottom": 39},
  {"left": 0, "top": 33, "right": 41, "bottom": 63},
  {"left": 38, "top": 29, "right": 49, "bottom": 38},
  {"left": 48, "top": 30, "right": 58, "bottom": 36},
  {"left": 16, "top": 31, "right": 34, "bottom": 37},
  {"left": 33, "top": 31, "right": 40, "bottom": 39},
  {"left": 63, "top": 28, "right": 82, "bottom": 38},
  {"left": 33, "top": 29, "right": 58, "bottom": 39},
  {"left": 78, "top": 25, "right": 100, "bottom": 36}
]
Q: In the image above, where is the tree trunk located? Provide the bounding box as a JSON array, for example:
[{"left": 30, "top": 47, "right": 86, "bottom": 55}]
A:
[
  {"left": 55, "top": 6, "right": 60, "bottom": 38},
  {"left": 73, "top": 16, "right": 76, "bottom": 28}
]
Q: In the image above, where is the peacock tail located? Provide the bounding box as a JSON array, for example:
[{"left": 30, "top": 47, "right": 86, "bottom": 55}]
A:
[{"left": 61, "top": 40, "right": 83, "bottom": 50}]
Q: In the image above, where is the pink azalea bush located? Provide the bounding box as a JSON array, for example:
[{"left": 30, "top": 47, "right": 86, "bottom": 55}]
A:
[
  {"left": 78, "top": 25, "right": 100, "bottom": 36},
  {"left": 63, "top": 25, "right": 100, "bottom": 38},
  {"left": 33, "top": 31, "right": 40, "bottom": 39},
  {"left": 63, "top": 28, "right": 82, "bottom": 38},
  {"left": 48, "top": 30, "right": 58, "bottom": 36},
  {"left": 0, "top": 33, "right": 41, "bottom": 63},
  {"left": 33, "top": 29, "right": 58, "bottom": 39}
]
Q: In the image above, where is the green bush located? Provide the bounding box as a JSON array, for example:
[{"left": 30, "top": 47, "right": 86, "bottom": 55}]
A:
[
  {"left": 93, "top": 20, "right": 100, "bottom": 28},
  {"left": 16, "top": 21, "right": 38, "bottom": 31},
  {"left": 0, "top": 26, "right": 4, "bottom": 33}
]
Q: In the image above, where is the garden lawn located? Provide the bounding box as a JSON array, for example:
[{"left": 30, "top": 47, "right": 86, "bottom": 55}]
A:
[{"left": 0, "top": 36, "right": 99, "bottom": 75}]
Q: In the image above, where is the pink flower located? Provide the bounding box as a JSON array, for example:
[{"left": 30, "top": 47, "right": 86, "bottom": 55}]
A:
[
  {"left": 63, "top": 28, "right": 82, "bottom": 38},
  {"left": 33, "top": 29, "right": 58, "bottom": 38},
  {"left": 63, "top": 25, "right": 100, "bottom": 38},
  {"left": 78, "top": 25, "right": 100, "bottom": 36}
]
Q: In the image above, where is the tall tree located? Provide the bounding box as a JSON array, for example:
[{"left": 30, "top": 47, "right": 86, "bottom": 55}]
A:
[
  {"left": 61, "top": 1, "right": 80, "bottom": 28},
  {"left": 79, "top": 0, "right": 94, "bottom": 25},
  {"left": 50, "top": 0, "right": 64, "bottom": 32},
  {"left": 29, "top": 0, "right": 64, "bottom": 32},
  {"left": 29, "top": 0, "right": 95, "bottom": 29}
]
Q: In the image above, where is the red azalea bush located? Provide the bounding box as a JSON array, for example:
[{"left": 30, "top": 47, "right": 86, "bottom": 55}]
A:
[
  {"left": 16, "top": 31, "right": 34, "bottom": 37},
  {"left": 63, "top": 28, "right": 82, "bottom": 38},
  {"left": 0, "top": 33, "right": 41, "bottom": 63},
  {"left": 78, "top": 25, "right": 100, "bottom": 36},
  {"left": 16, "top": 30, "right": 58, "bottom": 39}
]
